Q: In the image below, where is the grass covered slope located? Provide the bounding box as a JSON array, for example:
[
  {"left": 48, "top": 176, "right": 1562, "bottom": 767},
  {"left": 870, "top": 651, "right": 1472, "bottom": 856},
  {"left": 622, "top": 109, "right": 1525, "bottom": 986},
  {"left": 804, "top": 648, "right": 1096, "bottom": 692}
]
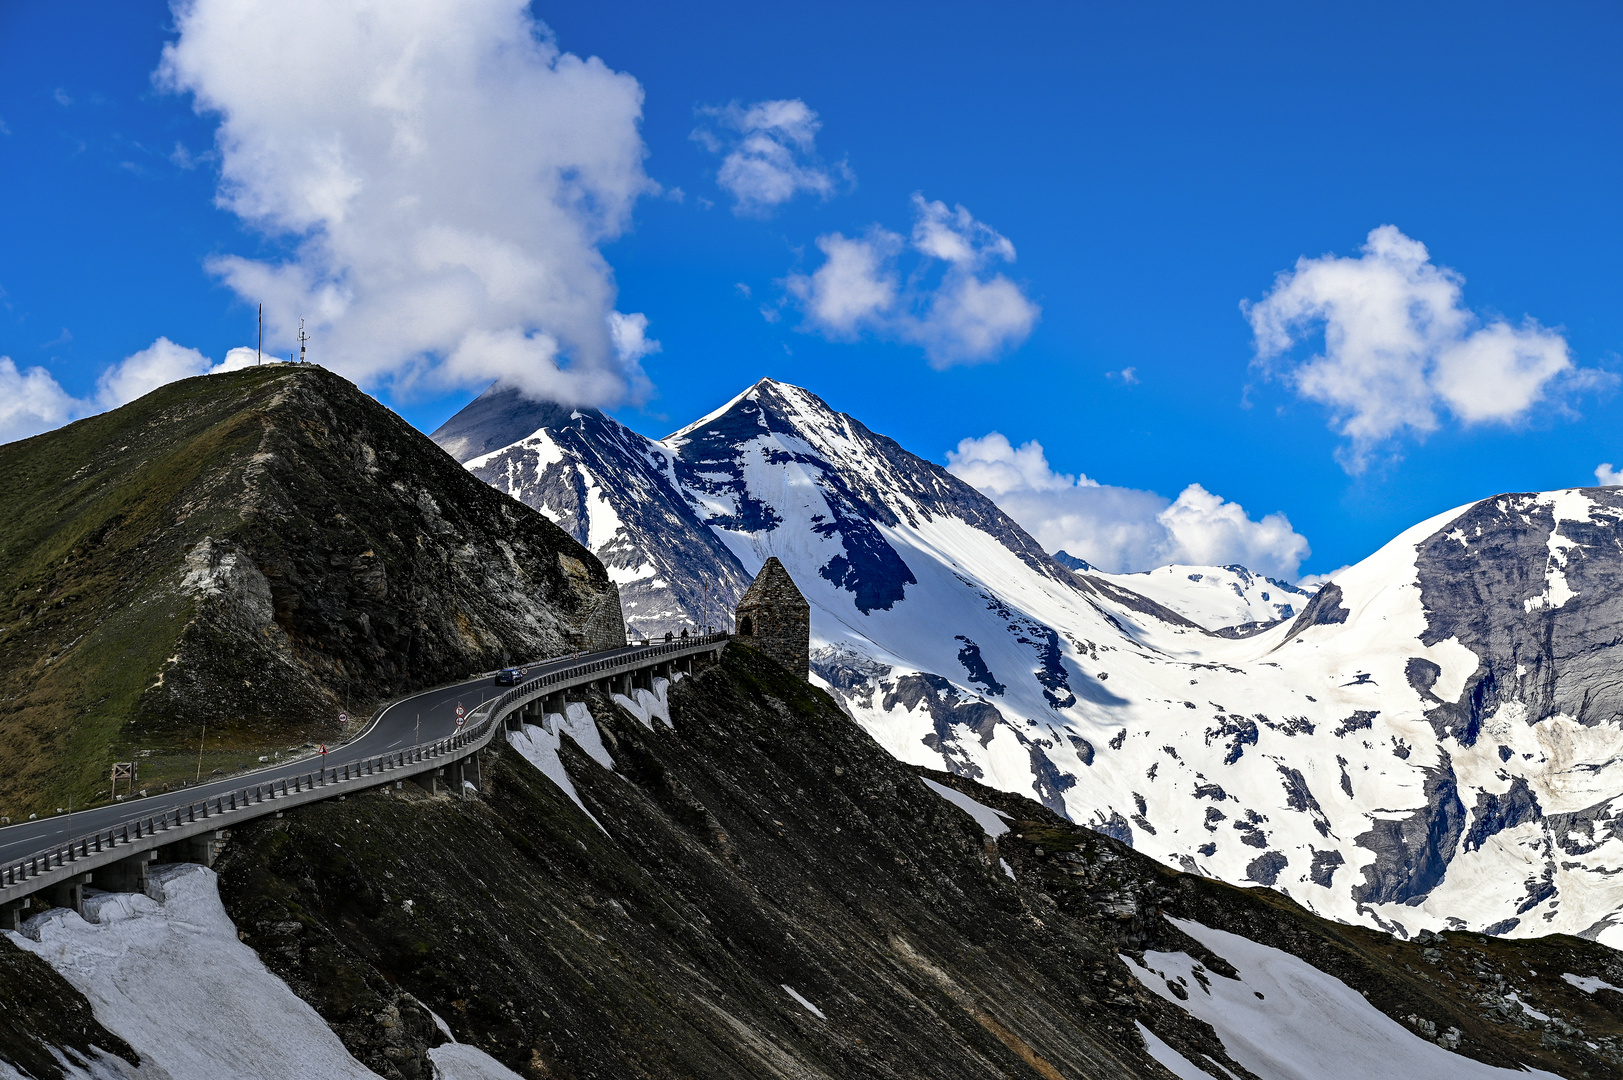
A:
[
  {"left": 0, "top": 365, "right": 622, "bottom": 818},
  {"left": 213, "top": 646, "right": 1623, "bottom": 1080}
]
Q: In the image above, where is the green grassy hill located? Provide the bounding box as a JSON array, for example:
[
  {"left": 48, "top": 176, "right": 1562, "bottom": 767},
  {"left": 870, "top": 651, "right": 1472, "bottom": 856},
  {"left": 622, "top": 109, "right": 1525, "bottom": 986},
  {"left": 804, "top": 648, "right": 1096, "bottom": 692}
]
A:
[{"left": 0, "top": 365, "right": 621, "bottom": 818}]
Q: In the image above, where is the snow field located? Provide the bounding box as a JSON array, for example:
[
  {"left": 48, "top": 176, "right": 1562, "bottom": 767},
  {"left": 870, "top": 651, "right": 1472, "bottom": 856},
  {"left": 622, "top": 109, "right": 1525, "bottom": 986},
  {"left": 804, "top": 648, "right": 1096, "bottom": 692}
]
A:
[
  {"left": 1127, "top": 918, "right": 1562, "bottom": 1080},
  {"left": 5, "top": 864, "right": 527, "bottom": 1080}
]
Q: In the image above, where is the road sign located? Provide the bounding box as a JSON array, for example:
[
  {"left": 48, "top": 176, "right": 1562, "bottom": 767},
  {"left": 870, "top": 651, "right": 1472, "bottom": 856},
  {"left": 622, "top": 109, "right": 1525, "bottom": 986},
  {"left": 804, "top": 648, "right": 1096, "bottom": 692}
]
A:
[
  {"left": 455, "top": 705, "right": 465, "bottom": 718},
  {"left": 338, "top": 711, "right": 349, "bottom": 725},
  {"left": 319, "top": 744, "right": 328, "bottom": 757}
]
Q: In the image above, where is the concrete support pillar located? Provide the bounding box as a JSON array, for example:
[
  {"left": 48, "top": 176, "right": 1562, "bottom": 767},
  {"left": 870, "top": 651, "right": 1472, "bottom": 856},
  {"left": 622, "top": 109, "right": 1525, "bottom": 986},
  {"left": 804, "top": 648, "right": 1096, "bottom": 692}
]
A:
[
  {"left": 0, "top": 900, "right": 25, "bottom": 931},
  {"left": 92, "top": 850, "right": 154, "bottom": 894},
  {"left": 44, "top": 873, "right": 91, "bottom": 915},
  {"left": 657, "top": 661, "right": 673, "bottom": 680},
  {"left": 464, "top": 752, "right": 482, "bottom": 790},
  {"left": 412, "top": 768, "right": 442, "bottom": 795},
  {"left": 632, "top": 668, "right": 652, "bottom": 692}
]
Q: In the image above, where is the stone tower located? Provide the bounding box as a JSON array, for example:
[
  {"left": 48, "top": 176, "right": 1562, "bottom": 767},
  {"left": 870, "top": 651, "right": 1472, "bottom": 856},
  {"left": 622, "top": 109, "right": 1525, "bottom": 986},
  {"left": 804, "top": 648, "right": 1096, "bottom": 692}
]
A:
[{"left": 734, "top": 557, "right": 810, "bottom": 679}]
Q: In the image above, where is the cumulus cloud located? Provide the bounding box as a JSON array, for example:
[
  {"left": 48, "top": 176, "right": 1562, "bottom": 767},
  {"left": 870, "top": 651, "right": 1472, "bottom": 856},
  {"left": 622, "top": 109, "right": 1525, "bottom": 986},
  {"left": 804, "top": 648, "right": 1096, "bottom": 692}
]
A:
[
  {"left": 0, "top": 358, "right": 82, "bottom": 444},
  {"left": 788, "top": 194, "right": 1039, "bottom": 367},
  {"left": 692, "top": 99, "right": 849, "bottom": 216},
  {"left": 0, "top": 339, "right": 264, "bottom": 446},
  {"left": 157, "top": 0, "right": 657, "bottom": 407},
  {"left": 947, "top": 432, "right": 1311, "bottom": 579},
  {"left": 1596, "top": 463, "right": 1623, "bottom": 487},
  {"left": 94, "top": 337, "right": 261, "bottom": 408},
  {"left": 1247, "top": 225, "right": 1608, "bottom": 472}
]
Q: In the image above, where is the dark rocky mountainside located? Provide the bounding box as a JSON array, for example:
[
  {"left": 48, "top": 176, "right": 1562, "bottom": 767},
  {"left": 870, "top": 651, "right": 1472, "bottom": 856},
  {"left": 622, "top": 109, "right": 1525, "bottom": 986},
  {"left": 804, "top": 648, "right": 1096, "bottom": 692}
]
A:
[
  {"left": 0, "top": 365, "right": 622, "bottom": 817},
  {"left": 187, "top": 647, "right": 1623, "bottom": 1080},
  {"left": 433, "top": 382, "right": 752, "bottom": 636}
]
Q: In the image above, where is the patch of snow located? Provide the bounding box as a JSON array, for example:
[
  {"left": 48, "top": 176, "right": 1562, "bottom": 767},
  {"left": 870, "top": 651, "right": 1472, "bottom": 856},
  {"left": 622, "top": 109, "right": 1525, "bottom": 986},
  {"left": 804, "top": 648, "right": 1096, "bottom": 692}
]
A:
[
  {"left": 505, "top": 703, "right": 613, "bottom": 833},
  {"left": 781, "top": 984, "right": 826, "bottom": 1019},
  {"left": 429, "top": 1044, "right": 527, "bottom": 1080},
  {"left": 1125, "top": 917, "right": 1562, "bottom": 1080},
  {"left": 1564, "top": 973, "right": 1623, "bottom": 995},
  {"left": 1000, "top": 858, "right": 1016, "bottom": 881},
  {"left": 920, "top": 776, "right": 1012, "bottom": 838},
  {"left": 1503, "top": 991, "right": 1549, "bottom": 1022},
  {"left": 613, "top": 677, "right": 674, "bottom": 730},
  {"left": 1135, "top": 1022, "right": 1217, "bottom": 1080},
  {"left": 7, "top": 864, "right": 383, "bottom": 1080}
]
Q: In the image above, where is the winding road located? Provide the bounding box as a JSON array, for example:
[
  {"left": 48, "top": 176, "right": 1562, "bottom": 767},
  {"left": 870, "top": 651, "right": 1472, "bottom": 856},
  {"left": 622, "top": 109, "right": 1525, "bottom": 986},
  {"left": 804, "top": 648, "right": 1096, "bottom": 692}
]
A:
[{"left": 0, "top": 643, "right": 659, "bottom": 867}]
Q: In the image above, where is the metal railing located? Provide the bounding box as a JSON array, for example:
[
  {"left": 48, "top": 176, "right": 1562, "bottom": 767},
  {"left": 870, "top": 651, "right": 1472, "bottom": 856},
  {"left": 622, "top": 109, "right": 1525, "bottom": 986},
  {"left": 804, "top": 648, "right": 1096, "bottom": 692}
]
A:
[{"left": 0, "top": 633, "right": 727, "bottom": 899}]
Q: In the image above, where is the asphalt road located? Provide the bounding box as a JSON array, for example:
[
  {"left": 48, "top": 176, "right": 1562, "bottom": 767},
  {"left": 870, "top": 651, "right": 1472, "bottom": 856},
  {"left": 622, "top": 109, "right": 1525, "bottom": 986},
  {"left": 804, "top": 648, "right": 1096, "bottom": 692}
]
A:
[{"left": 0, "top": 644, "right": 653, "bottom": 867}]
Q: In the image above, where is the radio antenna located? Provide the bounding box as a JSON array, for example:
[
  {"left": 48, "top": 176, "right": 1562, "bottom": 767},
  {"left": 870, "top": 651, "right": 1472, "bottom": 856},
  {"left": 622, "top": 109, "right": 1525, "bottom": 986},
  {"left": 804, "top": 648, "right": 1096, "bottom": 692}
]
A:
[
  {"left": 257, "top": 303, "right": 263, "bottom": 365},
  {"left": 297, "top": 318, "right": 310, "bottom": 364}
]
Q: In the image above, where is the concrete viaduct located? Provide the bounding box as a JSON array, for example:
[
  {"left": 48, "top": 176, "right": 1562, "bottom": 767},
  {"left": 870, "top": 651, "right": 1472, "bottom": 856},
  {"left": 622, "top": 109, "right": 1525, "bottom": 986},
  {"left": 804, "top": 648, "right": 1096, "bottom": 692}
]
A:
[{"left": 0, "top": 633, "right": 727, "bottom": 930}]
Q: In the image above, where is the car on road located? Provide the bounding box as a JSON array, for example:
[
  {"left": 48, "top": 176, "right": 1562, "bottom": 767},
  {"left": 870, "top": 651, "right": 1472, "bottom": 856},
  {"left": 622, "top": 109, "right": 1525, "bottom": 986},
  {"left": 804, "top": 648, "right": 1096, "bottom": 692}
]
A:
[{"left": 494, "top": 667, "right": 523, "bottom": 685}]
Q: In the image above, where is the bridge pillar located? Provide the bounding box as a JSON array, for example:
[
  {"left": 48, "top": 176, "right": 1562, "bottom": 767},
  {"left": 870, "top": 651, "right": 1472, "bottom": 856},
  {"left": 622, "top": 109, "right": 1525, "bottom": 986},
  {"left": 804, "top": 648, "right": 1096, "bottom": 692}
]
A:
[
  {"left": 0, "top": 899, "right": 25, "bottom": 931},
  {"left": 91, "top": 850, "right": 154, "bottom": 894},
  {"left": 657, "top": 661, "right": 673, "bottom": 681},
  {"left": 411, "top": 768, "right": 441, "bottom": 795},
  {"left": 632, "top": 668, "right": 652, "bottom": 692},
  {"left": 157, "top": 829, "right": 228, "bottom": 868},
  {"left": 43, "top": 873, "right": 91, "bottom": 916}
]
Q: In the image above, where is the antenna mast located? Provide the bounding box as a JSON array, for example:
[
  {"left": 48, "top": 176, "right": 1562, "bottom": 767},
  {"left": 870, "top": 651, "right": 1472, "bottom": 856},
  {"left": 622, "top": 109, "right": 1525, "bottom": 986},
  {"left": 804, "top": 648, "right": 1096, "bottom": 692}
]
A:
[
  {"left": 257, "top": 302, "right": 263, "bottom": 365},
  {"left": 297, "top": 318, "right": 309, "bottom": 364}
]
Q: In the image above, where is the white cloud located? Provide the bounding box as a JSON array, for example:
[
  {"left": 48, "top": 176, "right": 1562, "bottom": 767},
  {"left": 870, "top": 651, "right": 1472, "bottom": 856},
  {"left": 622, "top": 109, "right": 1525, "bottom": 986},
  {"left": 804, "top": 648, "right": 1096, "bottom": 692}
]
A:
[
  {"left": 0, "top": 358, "right": 81, "bottom": 444},
  {"left": 1246, "top": 225, "right": 1607, "bottom": 472},
  {"left": 158, "top": 0, "right": 657, "bottom": 408},
  {"left": 693, "top": 99, "right": 849, "bottom": 216},
  {"left": 1596, "top": 463, "right": 1623, "bottom": 487},
  {"left": 94, "top": 337, "right": 213, "bottom": 408},
  {"left": 0, "top": 339, "right": 275, "bottom": 446},
  {"left": 946, "top": 432, "right": 1311, "bottom": 580},
  {"left": 788, "top": 194, "right": 1039, "bottom": 367}
]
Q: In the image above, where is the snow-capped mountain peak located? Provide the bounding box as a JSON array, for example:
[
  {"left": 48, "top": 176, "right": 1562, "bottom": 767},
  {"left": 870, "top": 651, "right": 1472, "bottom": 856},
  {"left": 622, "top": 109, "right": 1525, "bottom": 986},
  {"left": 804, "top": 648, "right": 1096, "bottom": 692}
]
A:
[{"left": 443, "top": 376, "right": 1623, "bottom": 947}]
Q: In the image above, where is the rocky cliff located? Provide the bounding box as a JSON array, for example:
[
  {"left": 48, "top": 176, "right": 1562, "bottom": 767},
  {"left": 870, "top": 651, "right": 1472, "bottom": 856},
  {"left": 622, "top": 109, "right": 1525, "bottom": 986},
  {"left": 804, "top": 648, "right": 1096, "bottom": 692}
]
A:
[{"left": 0, "top": 365, "right": 622, "bottom": 817}]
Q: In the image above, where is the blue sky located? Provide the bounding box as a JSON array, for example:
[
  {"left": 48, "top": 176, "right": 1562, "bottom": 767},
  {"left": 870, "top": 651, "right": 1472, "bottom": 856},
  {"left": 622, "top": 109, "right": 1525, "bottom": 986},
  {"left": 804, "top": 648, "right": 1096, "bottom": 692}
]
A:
[{"left": 3, "top": 1, "right": 1621, "bottom": 579}]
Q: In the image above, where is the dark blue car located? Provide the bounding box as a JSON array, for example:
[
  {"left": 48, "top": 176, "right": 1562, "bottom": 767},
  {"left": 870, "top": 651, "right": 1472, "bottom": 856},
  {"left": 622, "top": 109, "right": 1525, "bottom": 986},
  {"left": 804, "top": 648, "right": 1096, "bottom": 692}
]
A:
[{"left": 494, "top": 667, "right": 523, "bottom": 685}]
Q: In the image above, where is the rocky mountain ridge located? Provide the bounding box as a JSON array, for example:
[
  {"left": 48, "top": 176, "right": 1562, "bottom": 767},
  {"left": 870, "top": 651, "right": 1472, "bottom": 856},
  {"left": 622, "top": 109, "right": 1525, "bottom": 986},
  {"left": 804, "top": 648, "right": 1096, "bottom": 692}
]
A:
[{"left": 0, "top": 366, "right": 622, "bottom": 816}]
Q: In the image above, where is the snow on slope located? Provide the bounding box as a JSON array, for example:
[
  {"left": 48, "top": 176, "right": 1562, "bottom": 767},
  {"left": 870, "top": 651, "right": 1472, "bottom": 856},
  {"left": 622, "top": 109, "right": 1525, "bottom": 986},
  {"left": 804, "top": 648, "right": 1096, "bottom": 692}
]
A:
[
  {"left": 5, "top": 864, "right": 520, "bottom": 1080},
  {"left": 1126, "top": 918, "right": 1562, "bottom": 1080},
  {"left": 453, "top": 376, "right": 1623, "bottom": 945},
  {"left": 1082, "top": 562, "right": 1317, "bottom": 631}
]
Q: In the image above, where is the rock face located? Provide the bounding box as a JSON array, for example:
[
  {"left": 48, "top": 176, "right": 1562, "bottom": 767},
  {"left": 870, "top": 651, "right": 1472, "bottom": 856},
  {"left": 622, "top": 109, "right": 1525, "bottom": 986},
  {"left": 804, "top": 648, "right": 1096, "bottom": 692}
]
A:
[
  {"left": 433, "top": 382, "right": 751, "bottom": 636},
  {"left": 440, "top": 377, "right": 1623, "bottom": 947},
  {"left": 0, "top": 365, "right": 622, "bottom": 816},
  {"left": 734, "top": 556, "right": 810, "bottom": 679},
  {"left": 200, "top": 646, "right": 1623, "bottom": 1080}
]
